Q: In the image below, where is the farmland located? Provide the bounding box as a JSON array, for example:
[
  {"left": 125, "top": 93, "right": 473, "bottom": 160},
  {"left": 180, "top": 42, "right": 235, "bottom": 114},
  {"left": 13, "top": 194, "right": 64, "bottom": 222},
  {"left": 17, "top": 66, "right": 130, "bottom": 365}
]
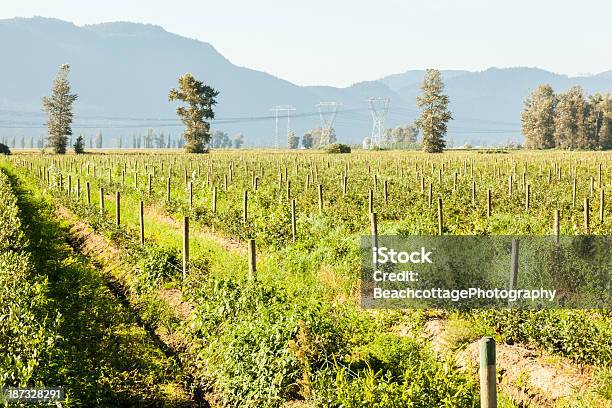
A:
[{"left": 1, "top": 149, "right": 611, "bottom": 407}]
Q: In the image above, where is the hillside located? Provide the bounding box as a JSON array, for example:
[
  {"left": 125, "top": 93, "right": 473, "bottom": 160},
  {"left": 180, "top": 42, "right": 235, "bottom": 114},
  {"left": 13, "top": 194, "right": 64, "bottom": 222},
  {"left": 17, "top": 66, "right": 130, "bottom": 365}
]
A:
[{"left": 0, "top": 17, "right": 611, "bottom": 146}]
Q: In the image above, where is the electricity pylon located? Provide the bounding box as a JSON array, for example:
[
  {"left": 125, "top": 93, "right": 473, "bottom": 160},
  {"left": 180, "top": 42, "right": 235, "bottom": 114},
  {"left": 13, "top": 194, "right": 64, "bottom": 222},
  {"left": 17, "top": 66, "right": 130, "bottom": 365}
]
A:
[
  {"left": 368, "top": 97, "right": 390, "bottom": 148},
  {"left": 271, "top": 105, "right": 296, "bottom": 149},
  {"left": 317, "top": 102, "right": 341, "bottom": 145}
]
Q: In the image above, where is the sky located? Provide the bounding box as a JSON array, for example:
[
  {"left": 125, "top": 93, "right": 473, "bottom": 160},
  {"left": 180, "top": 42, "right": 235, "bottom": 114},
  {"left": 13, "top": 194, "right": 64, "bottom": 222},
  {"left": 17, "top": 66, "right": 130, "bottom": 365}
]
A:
[{"left": 2, "top": 0, "right": 612, "bottom": 87}]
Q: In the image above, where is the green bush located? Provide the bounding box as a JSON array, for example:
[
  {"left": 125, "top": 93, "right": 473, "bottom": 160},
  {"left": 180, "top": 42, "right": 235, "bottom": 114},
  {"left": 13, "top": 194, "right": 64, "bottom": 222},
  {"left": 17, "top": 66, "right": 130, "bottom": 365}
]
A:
[
  {"left": 0, "top": 143, "right": 10, "bottom": 155},
  {"left": 324, "top": 143, "right": 351, "bottom": 154},
  {"left": 133, "top": 246, "right": 181, "bottom": 293}
]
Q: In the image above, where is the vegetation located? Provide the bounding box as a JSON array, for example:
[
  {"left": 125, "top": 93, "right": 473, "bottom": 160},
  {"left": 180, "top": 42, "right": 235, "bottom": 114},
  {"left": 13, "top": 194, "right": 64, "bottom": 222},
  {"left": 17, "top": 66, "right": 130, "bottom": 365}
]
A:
[
  {"left": 416, "top": 69, "right": 453, "bottom": 153},
  {"left": 522, "top": 85, "right": 612, "bottom": 150},
  {"left": 1, "top": 149, "right": 609, "bottom": 407},
  {"left": 169, "top": 73, "right": 219, "bottom": 153},
  {"left": 42, "top": 64, "right": 78, "bottom": 154},
  {"left": 73, "top": 135, "right": 85, "bottom": 154},
  {"left": 0, "top": 142, "right": 10, "bottom": 155}
]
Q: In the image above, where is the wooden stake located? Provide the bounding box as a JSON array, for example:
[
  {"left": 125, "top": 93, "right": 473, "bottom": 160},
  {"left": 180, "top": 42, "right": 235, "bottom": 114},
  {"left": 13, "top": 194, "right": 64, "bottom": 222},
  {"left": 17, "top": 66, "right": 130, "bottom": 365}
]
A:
[
  {"left": 480, "top": 337, "right": 497, "bottom": 408},
  {"left": 115, "top": 191, "right": 120, "bottom": 227},
  {"left": 183, "top": 216, "right": 189, "bottom": 281},
  {"left": 139, "top": 200, "right": 145, "bottom": 245},
  {"left": 248, "top": 239, "right": 256, "bottom": 280},
  {"left": 291, "top": 199, "right": 296, "bottom": 242}
]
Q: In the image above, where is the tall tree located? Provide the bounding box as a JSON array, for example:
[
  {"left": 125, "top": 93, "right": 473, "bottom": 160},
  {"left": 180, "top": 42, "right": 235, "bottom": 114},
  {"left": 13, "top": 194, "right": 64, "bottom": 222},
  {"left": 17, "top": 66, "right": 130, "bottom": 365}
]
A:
[
  {"left": 73, "top": 135, "right": 85, "bottom": 154},
  {"left": 169, "top": 73, "right": 219, "bottom": 153},
  {"left": 554, "top": 86, "right": 590, "bottom": 149},
  {"left": 416, "top": 69, "right": 452, "bottom": 153},
  {"left": 302, "top": 132, "right": 314, "bottom": 149},
  {"left": 287, "top": 131, "right": 299, "bottom": 149},
  {"left": 42, "top": 64, "right": 78, "bottom": 154},
  {"left": 590, "top": 93, "right": 612, "bottom": 149},
  {"left": 95, "top": 131, "right": 103, "bottom": 149},
  {"left": 233, "top": 133, "right": 244, "bottom": 149},
  {"left": 521, "top": 85, "right": 556, "bottom": 149}
]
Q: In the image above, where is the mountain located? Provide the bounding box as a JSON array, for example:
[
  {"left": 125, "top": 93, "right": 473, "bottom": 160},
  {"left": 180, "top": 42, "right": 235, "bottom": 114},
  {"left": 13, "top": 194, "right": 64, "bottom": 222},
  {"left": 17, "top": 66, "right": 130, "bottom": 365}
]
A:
[{"left": 1, "top": 17, "right": 611, "bottom": 147}]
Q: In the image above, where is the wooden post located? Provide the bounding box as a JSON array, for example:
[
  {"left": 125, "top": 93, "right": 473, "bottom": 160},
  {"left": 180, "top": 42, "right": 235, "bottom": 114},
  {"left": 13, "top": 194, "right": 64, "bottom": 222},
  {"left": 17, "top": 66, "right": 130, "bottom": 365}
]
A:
[
  {"left": 554, "top": 209, "right": 560, "bottom": 244},
  {"left": 115, "top": 191, "right": 121, "bottom": 227},
  {"left": 148, "top": 174, "right": 152, "bottom": 197},
  {"left": 487, "top": 189, "right": 492, "bottom": 218},
  {"left": 368, "top": 189, "right": 374, "bottom": 214},
  {"left": 77, "top": 178, "right": 81, "bottom": 199},
  {"left": 86, "top": 182, "right": 91, "bottom": 206},
  {"left": 243, "top": 190, "right": 248, "bottom": 222},
  {"left": 584, "top": 197, "right": 590, "bottom": 234},
  {"left": 166, "top": 177, "right": 171, "bottom": 202},
  {"left": 212, "top": 186, "right": 217, "bottom": 213},
  {"left": 248, "top": 239, "right": 256, "bottom": 280},
  {"left": 318, "top": 184, "right": 323, "bottom": 213},
  {"left": 428, "top": 183, "right": 433, "bottom": 208},
  {"left": 509, "top": 238, "right": 519, "bottom": 291},
  {"left": 68, "top": 175, "right": 72, "bottom": 196},
  {"left": 286, "top": 180, "right": 291, "bottom": 201},
  {"left": 472, "top": 181, "right": 476, "bottom": 204},
  {"left": 139, "top": 200, "right": 145, "bottom": 245},
  {"left": 572, "top": 177, "right": 577, "bottom": 207},
  {"left": 437, "top": 197, "right": 443, "bottom": 235},
  {"left": 525, "top": 184, "right": 530, "bottom": 211},
  {"left": 182, "top": 216, "right": 189, "bottom": 281},
  {"left": 370, "top": 212, "right": 378, "bottom": 266},
  {"left": 189, "top": 181, "right": 193, "bottom": 209},
  {"left": 508, "top": 175, "right": 512, "bottom": 196},
  {"left": 99, "top": 187, "right": 105, "bottom": 213},
  {"left": 480, "top": 337, "right": 497, "bottom": 408},
  {"left": 600, "top": 189, "right": 605, "bottom": 224},
  {"left": 291, "top": 199, "right": 297, "bottom": 242},
  {"left": 384, "top": 180, "right": 388, "bottom": 205}
]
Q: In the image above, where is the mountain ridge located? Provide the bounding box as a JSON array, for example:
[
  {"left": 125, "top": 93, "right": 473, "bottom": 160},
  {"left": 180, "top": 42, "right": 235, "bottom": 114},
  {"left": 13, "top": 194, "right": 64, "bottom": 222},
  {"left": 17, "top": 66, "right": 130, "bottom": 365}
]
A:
[{"left": 1, "top": 17, "right": 610, "bottom": 146}]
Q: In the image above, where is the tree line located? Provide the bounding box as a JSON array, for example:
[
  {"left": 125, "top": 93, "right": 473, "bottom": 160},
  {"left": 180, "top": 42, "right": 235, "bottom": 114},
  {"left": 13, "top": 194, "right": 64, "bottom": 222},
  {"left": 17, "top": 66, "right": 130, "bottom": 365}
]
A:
[{"left": 521, "top": 85, "right": 612, "bottom": 150}]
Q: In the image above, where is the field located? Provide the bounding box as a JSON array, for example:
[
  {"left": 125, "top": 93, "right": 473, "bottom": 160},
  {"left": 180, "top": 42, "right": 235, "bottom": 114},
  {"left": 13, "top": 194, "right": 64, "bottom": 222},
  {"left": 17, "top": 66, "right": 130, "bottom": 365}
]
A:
[{"left": 1, "top": 149, "right": 611, "bottom": 407}]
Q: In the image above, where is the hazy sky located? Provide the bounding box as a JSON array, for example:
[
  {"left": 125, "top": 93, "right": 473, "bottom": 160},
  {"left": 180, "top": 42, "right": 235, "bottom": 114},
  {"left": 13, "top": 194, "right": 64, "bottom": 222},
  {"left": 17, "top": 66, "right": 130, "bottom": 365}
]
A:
[{"left": 2, "top": 0, "right": 611, "bottom": 87}]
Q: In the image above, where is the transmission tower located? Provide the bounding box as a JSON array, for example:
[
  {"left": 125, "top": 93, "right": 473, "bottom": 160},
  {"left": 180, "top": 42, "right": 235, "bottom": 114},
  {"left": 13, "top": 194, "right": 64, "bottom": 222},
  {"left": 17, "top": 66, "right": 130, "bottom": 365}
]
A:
[
  {"left": 271, "top": 105, "right": 296, "bottom": 149},
  {"left": 317, "top": 102, "right": 342, "bottom": 145},
  {"left": 368, "top": 97, "right": 390, "bottom": 148}
]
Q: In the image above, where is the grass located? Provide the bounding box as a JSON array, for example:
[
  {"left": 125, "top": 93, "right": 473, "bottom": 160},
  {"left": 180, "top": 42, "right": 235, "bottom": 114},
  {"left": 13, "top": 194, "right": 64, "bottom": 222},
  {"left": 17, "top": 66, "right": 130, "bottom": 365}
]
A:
[{"left": 1, "top": 163, "right": 193, "bottom": 406}]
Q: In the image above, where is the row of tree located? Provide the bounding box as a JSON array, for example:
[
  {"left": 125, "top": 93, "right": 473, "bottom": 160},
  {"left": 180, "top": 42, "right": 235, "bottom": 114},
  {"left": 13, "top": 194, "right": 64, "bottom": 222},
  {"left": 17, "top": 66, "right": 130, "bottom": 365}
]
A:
[{"left": 521, "top": 85, "right": 612, "bottom": 150}]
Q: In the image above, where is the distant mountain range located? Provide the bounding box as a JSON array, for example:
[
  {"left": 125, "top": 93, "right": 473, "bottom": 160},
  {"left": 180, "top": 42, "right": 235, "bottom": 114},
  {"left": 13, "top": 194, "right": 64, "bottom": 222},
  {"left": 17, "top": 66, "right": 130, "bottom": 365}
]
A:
[{"left": 1, "top": 17, "right": 611, "bottom": 147}]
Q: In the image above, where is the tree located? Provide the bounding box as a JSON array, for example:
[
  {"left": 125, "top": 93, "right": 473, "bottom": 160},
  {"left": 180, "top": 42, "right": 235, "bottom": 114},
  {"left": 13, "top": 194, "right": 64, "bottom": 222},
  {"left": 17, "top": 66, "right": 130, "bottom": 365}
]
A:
[
  {"left": 590, "top": 93, "right": 612, "bottom": 149},
  {"left": 95, "top": 131, "right": 103, "bottom": 149},
  {"left": 521, "top": 85, "right": 556, "bottom": 149},
  {"left": 211, "top": 130, "right": 230, "bottom": 148},
  {"left": 42, "top": 64, "right": 78, "bottom": 154},
  {"left": 287, "top": 131, "right": 300, "bottom": 149},
  {"left": 302, "top": 132, "right": 314, "bottom": 149},
  {"left": 554, "top": 86, "right": 589, "bottom": 149},
  {"left": 73, "top": 135, "right": 85, "bottom": 154},
  {"left": 155, "top": 131, "right": 166, "bottom": 148},
  {"left": 416, "top": 69, "right": 452, "bottom": 153},
  {"left": 233, "top": 133, "right": 244, "bottom": 149},
  {"left": 0, "top": 143, "right": 10, "bottom": 155},
  {"left": 169, "top": 73, "right": 219, "bottom": 153}
]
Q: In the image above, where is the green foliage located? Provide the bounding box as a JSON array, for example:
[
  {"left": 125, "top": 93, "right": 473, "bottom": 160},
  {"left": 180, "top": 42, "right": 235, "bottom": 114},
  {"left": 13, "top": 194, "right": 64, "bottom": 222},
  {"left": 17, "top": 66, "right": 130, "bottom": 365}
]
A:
[
  {"left": 302, "top": 132, "right": 314, "bottom": 149},
  {"left": 133, "top": 246, "right": 181, "bottom": 293},
  {"left": 324, "top": 143, "right": 351, "bottom": 154},
  {"left": 73, "top": 135, "right": 85, "bottom": 154},
  {"left": 0, "top": 170, "right": 59, "bottom": 388},
  {"left": 169, "top": 73, "right": 219, "bottom": 153},
  {"left": 0, "top": 142, "right": 10, "bottom": 155},
  {"left": 521, "top": 84, "right": 556, "bottom": 149},
  {"left": 417, "top": 69, "right": 452, "bottom": 153},
  {"left": 287, "top": 131, "right": 300, "bottom": 149},
  {"left": 42, "top": 64, "right": 78, "bottom": 154}
]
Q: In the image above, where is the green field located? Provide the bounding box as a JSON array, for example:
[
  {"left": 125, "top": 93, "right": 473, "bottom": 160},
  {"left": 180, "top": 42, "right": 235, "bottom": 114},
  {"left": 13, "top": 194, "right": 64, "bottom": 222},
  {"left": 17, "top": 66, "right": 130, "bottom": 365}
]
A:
[{"left": 1, "top": 149, "right": 610, "bottom": 407}]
